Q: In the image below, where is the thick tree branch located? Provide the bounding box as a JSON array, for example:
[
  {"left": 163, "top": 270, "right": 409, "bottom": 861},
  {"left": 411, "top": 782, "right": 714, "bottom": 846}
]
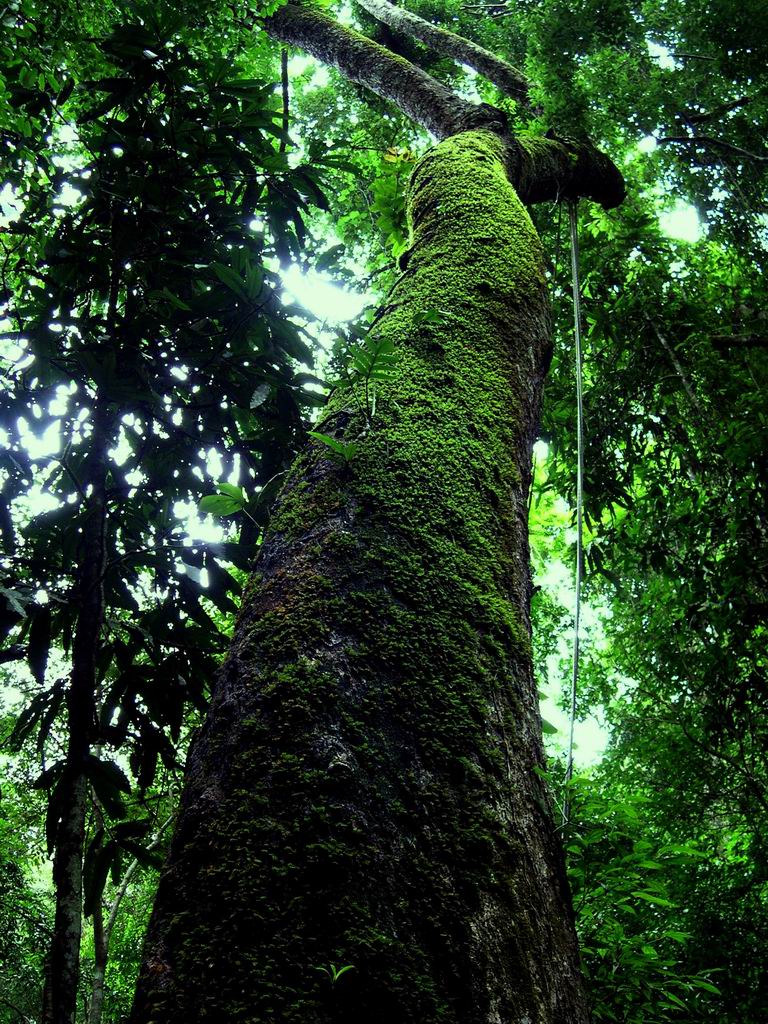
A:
[
  {"left": 355, "top": 0, "right": 529, "bottom": 103},
  {"left": 265, "top": 2, "right": 481, "bottom": 138},
  {"left": 682, "top": 95, "right": 753, "bottom": 126},
  {"left": 508, "top": 134, "right": 626, "bottom": 208},
  {"left": 265, "top": 3, "right": 625, "bottom": 208},
  {"left": 131, "top": 128, "right": 593, "bottom": 1024}
]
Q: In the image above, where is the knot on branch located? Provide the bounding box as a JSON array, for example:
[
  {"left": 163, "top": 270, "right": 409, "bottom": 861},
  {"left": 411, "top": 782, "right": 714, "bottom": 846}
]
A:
[{"left": 453, "top": 102, "right": 510, "bottom": 135}]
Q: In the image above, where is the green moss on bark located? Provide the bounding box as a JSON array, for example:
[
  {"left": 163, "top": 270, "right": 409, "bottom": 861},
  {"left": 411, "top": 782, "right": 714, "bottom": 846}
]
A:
[{"left": 133, "top": 131, "right": 587, "bottom": 1024}]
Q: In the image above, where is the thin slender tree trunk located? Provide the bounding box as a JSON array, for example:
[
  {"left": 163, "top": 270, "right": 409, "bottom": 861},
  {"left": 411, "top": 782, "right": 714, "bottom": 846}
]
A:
[
  {"left": 88, "top": 904, "right": 107, "bottom": 1024},
  {"left": 88, "top": 815, "right": 172, "bottom": 1024},
  {"left": 132, "top": 128, "right": 592, "bottom": 1024},
  {"left": 45, "top": 405, "right": 110, "bottom": 1024}
]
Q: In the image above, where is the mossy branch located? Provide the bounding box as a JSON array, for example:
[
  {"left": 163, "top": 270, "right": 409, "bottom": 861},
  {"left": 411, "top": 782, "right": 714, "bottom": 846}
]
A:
[
  {"left": 265, "top": 1, "right": 479, "bottom": 139},
  {"left": 510, "top": 132, "right": 626, "bottom": 209},
  {"left": 264, "top": 3, "right": 625, "bottom": 208},
  {"left": 355, "top": 0, "right": 530, "bottom": 104}
]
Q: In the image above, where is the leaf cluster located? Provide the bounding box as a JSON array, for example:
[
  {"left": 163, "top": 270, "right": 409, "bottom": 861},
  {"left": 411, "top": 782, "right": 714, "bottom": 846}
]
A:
[{"left": 0, "top": 3, "right": 332, "bottom": 917}]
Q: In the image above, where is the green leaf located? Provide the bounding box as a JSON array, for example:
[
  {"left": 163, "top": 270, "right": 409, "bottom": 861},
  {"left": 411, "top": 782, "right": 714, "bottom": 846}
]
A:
[
  {"left": 7, "top": 694, "right": 46, "bottom": 751},
  {"left": 86, "top": 756, "right": 130, "bottom": 818},
  {"left": 250, "top": 383, "right": 271, "bottom": 409},
  {"left": 113, "top": 818, "right": 152, "bottom": 841},
  {"left": 19, "top": 66, "right": 38, "bottom": 89},
  {"left": 293, "top": 372, "right": 327, "bottom": 390},
  {"left": 413, "top": 308, "right": 452, "bottom": 326},
  {"left": 315, "top": 244, "right": 345, "bottom": 272},
  {"left": 56, "top": 78, "right": 76, "bottom": 105},
  {"left": 216, "top": 482, "right": 245, "bottom": 501},
  {"left": 212, "top": 263, "right": 249, "bottom": 302},
  {"left": 33, "top": 759, "right": 66, "bottom": 791},
  {"left": 632, "top": 891, "right": 674, "bottom": 907},
  {"left": 82, "top": 827, "right": 104, "bottom": 912},
  {"left": 220, "top": 78, "right": 273, "bottom": 96},
  {"left": 0, "top": 587, "right": 28, "bottom": 617},
  {"left": 689, "top": 979, "right": 722, "bottom": 995},
  {"left": 153, "top": 287, "right": 192, "bottom": 311},
  {"left": 37, "top": 681, "right": 66, "bottom": 754},
  {"left": 314, "top": 962, "right": 355, "bottom": 985},
  {"left": 307, "top": 431, "right": 358, "bottom": 463},
  {"left": 662, "top": 992, "right": 689, "bottom": 1010},
  {"left": 87, "top": 756, "right": 131, "bottom": 792},
  {"left": 117, "top": 837, "right": 163, "bottom": 868},
  {"left": 270, "top": 319, "right": 314, "bottom": 364},
  {"left": 540, "top": 718, "right": 559, "bottom": 735},
  {"left": 663, "top": 930, "right": 691, "bottom": 943},
  {"left": 199, "top": 495, "right": 243, "bottom": 516}
]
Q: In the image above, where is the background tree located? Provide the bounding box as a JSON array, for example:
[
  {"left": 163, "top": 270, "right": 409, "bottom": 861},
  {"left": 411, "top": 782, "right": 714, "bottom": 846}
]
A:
[{"left": 1, "top": 3, "right": 332, "bottom": 1020}]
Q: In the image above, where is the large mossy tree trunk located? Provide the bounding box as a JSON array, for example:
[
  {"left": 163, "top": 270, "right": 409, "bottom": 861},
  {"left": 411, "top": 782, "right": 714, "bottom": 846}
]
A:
[{"left": 131, "top": 129, "right": 591, "bottom": 1024}]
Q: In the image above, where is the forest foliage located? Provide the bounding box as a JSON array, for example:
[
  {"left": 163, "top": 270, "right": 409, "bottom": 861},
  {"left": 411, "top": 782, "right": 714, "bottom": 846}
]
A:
[{"left": 0, "top": 0, "right": 766, "bottom": 1021}]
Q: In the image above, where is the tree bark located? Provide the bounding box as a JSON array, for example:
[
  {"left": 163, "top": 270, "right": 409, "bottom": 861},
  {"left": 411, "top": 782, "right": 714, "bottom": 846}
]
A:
[
  {"left": 355, "top": 0, "right": 530, "bottom": 103},
  {"left": 132, "top": 129, "right": 592, "bottom": 1024},
  {"left": 45, "top": 405, "right": 110, "bottom": 1024}
]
